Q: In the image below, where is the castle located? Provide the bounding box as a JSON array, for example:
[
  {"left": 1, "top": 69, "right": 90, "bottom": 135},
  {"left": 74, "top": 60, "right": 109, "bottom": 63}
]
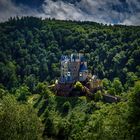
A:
[
  {"left": 59, "top": 53, "right": 89, "bottom": 83},
  {"left": 55, "top": 53, "right": 120, "bottom": 103}
]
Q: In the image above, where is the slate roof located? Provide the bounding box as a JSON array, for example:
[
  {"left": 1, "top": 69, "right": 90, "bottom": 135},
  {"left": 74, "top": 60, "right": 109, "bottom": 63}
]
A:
[{"left": 79, "top": 63, "right": 88, "bottom": 72}]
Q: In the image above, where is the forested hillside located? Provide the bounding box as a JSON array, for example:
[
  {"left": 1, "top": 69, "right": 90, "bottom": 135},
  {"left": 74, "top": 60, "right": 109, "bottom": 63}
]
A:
[
  {"left": 0, "top": 17, "right": 140, "bottom": 140},
  {"left": 0, "top": 17, "right": 140, "bottom": 90}
]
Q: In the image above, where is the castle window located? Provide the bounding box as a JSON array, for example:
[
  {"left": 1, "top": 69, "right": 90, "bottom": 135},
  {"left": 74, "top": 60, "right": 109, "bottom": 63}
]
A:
[{"left": 67, "top": 72, "right": 71, "bottom": 76}]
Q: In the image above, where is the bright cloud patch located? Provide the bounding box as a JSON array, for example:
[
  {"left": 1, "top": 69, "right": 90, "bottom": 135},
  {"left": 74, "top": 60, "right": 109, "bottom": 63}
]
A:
[{"left": 0, "top": 0, "right": 140, "bottom": 25}]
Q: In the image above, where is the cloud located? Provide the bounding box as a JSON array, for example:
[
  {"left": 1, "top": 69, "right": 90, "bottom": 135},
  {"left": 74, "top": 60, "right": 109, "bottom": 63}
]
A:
[
  {"left": 0, "top": 0, "right": 40, "bottom": 22},
  {"left": 41, "top": 0, "right": 87, "bottom": 21},
  {"left": 0, "top": 0, "right": 140, "bottom": 25},
  {"left": 41, "top": 0, "right": 140, "bottom": 25},
  {"left": 122, "top": 13, "right": 140, "bottom": 25}
]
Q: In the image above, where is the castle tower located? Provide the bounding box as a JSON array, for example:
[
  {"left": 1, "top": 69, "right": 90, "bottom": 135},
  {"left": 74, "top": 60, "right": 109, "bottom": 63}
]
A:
[
  {"left": 60, "top": 55, "right": 70, "bottom": 83},
  {"left": 79, "top": 62, "right": 88, "bottom": 81},
  {"left": 60, "top": 53, "right": 88, "bottom": 83}
]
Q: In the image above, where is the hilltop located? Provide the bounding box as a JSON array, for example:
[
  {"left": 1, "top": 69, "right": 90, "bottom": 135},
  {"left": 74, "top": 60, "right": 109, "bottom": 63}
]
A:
[
  {"left": 0, "top": 17, "right": 139, "bottom": 90},
  {"left": 0, "top": 17, "right": 140, "bottom": 140}
]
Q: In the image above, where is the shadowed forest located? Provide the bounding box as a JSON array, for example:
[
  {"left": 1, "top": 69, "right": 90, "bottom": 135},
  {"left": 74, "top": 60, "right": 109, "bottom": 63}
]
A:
[{"left": 0, "top": 17, "right": 140, "bottom": 140}]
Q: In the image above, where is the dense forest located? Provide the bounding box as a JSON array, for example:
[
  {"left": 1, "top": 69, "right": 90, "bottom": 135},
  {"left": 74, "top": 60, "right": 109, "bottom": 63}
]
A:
[{"left": 0, "top": 17, "right": 140, "bottom": 140}]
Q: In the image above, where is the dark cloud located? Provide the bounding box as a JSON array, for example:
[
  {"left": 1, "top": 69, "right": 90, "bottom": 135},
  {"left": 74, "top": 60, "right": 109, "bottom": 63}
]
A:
[
  {"left": 0, "top": 0, "right": 140, "bottom": 25},
  {"left": 11, "top": 0, "right": 44, "bottom": 8},
  {"left": 0, "top": 0, "right": 40, "bottom": 21}
]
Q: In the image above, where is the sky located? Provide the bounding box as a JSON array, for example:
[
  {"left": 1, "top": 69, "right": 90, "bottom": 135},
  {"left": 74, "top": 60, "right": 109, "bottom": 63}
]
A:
[{"left": 0, "top": 0, "right": 140, "bottom": 25}]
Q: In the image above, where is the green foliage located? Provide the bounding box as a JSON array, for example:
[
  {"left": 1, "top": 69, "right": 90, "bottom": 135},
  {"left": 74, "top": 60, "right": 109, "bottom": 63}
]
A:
[
  {"left": 125, "top": 72, "right": 138, "bottom": 89},
  {"left": 15, "top": 85, "right": 31, "bottom": 102},
  {"left": 0, "top": 81, "right": 139, "bottom": 140},
  {"left": 102, "top": 78, "right": 111, "bottom": 90},
  {"left": 129, "top": 81, "right": 140, "bottom": 118},
  {"left": 34, "top": 89, "right": 139, "bottom": 140},
  {"left": 0, "top": 62, "right": 18, "bottom": 89},
  {"left": 0, "top": 95, "right": 43, "bottom": 140},
  {"left": 107, "top": 87, "right": 116, "bottom": 95},
  {"left": 62, "top": 101, "right": 71, "bottom": 114},
  {"left": 134, "top": 81, "right": 140, "bottom": 98},
  {"left": 0, "top": 17, "right": 140, "bottom": 91},
  {"left": 24, "top": 74, "right": 38, "bottom": 92},
  {"left": 74, "top": 81, "right": 83, "bottom": 91},
  {"left": 127, "top": 81, "right": 140, "bottom": 139},
  {"left": 0, "top": 87, "right": 8, "bottom": 99},
  {"left": 0, "top": 17, "right": 140, "bottom": 140},
  {"left": 94, "top": 90, "right": 103, "bottom": 101},
  {"left": 112, "top": 77, "right": 123, "bottom": 95},
  {"left": 35, "top": 82, "right": 52, "bottom": 98}
]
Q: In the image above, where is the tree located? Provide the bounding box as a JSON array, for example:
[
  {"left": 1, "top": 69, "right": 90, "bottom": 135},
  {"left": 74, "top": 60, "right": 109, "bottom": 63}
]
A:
[
  {"left": 125, "top": 72, "right": 138, "bottom": 89},
  {"left": 129, "top": 81, "right": 140, "bottom": 121},
  {"left": 112, "top": 78, "right": 123, "bottom": 95},
  {"left": 62, "top": 101, "right": 71, "bottom": 114},
  {"left": 15, "top": 85, "right": 31, "bottom": 102},
  {"left": 107, "top": 87, "right": 116, "bottom": 95},
  {"left": 24, "top": 74, "right": 38, "bottom": 92},
  {"left": 0, "top": 62, "right": 18, "bottom": 89},
  {"left": 94, "top": 90, "right": 103, "bottom": 101},
  {"left": 35, "top": 82, "right": 52, "bottom": 98},
  {"left": 0, "top": 95, "right": 43, "bottom": 140},
  {"left": 128, "top": 81, "right": 140, "bottom": 140},
  {"left": 0, "top": 87, "right": 8, "bottom": 99},
  {"left": 74, "top": 81, "right": 83, "bottom": 91},
  {"left": 102, "top": 78, "right": 111, "bottom": 90}
]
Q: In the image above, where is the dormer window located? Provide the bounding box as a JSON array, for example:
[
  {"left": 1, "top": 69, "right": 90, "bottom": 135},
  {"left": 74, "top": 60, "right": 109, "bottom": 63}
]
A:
[{"left": 67, "top": 72, "right": 71, "bottom": 76}]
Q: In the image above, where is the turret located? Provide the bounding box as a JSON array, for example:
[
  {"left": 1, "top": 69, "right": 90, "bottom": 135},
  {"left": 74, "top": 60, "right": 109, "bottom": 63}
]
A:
[{"left": 60, "top": 53, "right": 88, "bottom": 83}]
